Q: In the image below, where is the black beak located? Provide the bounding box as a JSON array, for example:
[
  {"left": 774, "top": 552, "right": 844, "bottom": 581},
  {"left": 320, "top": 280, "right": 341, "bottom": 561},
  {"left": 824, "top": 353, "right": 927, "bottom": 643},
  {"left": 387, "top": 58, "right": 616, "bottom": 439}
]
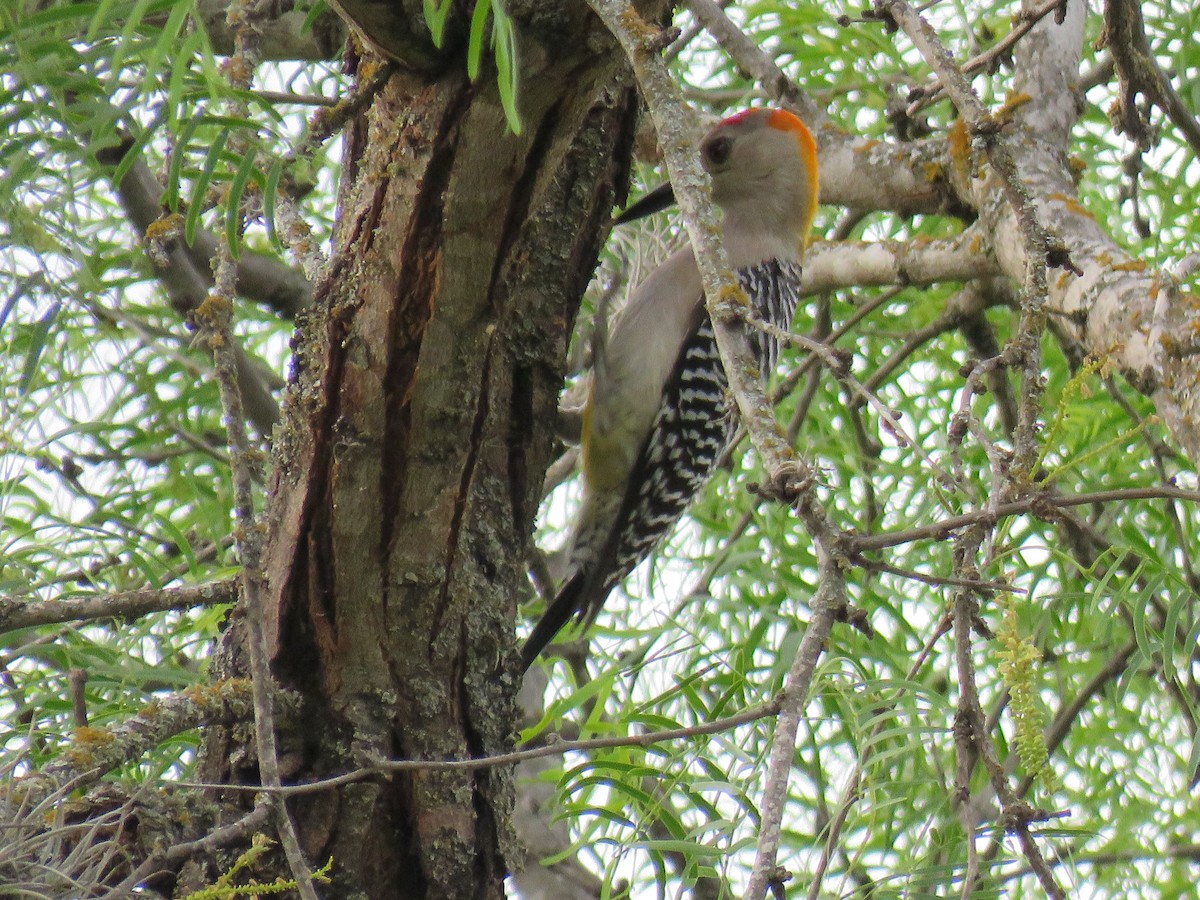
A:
[{"left": 612, "top": 182, "right": 676, "bottom": 226}]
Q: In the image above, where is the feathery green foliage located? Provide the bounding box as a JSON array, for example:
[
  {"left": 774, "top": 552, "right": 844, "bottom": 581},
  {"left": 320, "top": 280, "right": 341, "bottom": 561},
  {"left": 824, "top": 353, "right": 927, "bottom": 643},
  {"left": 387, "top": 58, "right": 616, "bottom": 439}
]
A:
[{"left": 2, "top": 0, "right": 1200, "bottom": 897}]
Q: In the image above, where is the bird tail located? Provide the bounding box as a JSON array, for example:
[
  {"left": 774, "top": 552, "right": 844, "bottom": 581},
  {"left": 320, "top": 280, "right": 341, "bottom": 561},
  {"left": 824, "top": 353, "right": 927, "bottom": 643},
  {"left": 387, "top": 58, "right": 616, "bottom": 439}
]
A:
[{"left": 519, "top": 570, "right": 588, "bottom": 672}]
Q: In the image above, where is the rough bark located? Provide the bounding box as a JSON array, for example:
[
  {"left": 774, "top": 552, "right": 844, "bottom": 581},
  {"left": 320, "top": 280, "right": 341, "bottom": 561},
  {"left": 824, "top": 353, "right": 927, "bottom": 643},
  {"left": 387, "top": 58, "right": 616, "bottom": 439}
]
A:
[{"left": 194, "top": 2, "right": 667, "bottom": 898}]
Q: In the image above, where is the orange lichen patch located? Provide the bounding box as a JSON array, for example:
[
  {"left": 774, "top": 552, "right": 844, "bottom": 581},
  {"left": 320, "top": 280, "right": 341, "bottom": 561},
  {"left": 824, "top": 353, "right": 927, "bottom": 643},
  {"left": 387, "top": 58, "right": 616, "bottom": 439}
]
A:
[
  {"left": 138, "top": 700, "right": 162, "bottom": 718},
  {"left": 184, "top": 678, "right": 254, "bottom": 709},
  {"left": 72, "top": 726, "right": 115, "bottom": 746},
  {"left": 948, "top": 119, "right": 972, "bottom": 183},
  {"left": 855, "top": 139, "right": 882, "bottom": 154},
  {"left": 619, "top": 6, "right": 660, "bottom": 45},
  {"left": 1112, "top": 259, "right": 1147, "bottom": 272},
  {"left": 1096, "top": 252, "right": 1113, "bottom": 267},
  {"left": 923, "top": 162, "right": 944, "bottom": 182},
  {"left": 1056, "top": 271, "right": 1073, "bottom": 290},
  {"left": 996, "top": 91, "right": 1033, "bottom": 125},
  {"left": 1068, "top": 156, "right": 1088, "bottom": 176},
  {"left": 357, "top": 56, "right": 387, "bottom": 81},
  {"left": 195, "top": 293, "right": 233, "bottom": 321},
  {"left": 969, "top": 232, "right": 984, "bottom": 254},
  {"left": 62, "top": 726, "right": 117, "bottom": 766},
  {"left": 184, "top": 684, "right": 209, "bottom": 704},
  {"left": 719, "top": 282, "right": 752, "bottom": 307},
  {"left": 143, "top": 213, "right": 184, "bottom": 243},
  {"left": 220, "top": 56, "right": 253, "bottom": 86},
  {"left": 1047, "top": 192, "right": 1093, "bottom": 218}
]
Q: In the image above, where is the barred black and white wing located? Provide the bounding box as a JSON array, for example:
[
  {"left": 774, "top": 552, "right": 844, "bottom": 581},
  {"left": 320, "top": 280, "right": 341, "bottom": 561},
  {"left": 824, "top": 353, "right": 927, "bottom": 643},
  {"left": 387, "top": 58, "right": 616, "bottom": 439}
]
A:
[{"left": 520, "top": 260, "right": 802, "bottom": 669}]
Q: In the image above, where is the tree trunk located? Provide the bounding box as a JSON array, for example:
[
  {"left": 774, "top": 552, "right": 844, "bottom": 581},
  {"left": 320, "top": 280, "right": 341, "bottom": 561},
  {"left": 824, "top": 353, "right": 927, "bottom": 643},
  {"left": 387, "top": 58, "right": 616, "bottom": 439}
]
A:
[{"left": 195, "top": 3, "right": 668, "bottom": 896}]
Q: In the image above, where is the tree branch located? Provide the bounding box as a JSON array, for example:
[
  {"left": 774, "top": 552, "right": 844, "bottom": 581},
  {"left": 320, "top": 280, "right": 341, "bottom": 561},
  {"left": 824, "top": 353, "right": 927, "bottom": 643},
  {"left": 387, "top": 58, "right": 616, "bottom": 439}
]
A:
[
  {"left": 175, "top": 696, "right": 784, "bottom": 794},
  {"left": 684, "top": 0, "right": 970, "bottom": 218},
  {"left": 1102, "top": 0, "right": 1200, "bottom": 156},
  {"left": 848, "top": 484, "right": 1200, "bottom": 553},
  {"left": 195, "top": 0, "right": 345, "bottom": 61},
  {"left": 873, "top": 0, "right": 1057, "bottom": 479},
  {"left": 98, "top": 133, "right": 313, "bottom": 319},
  {"left": 683, "top": 0, "right": 819, "bottom": 122},
  {"left": 98, "top": 138, "right": 283, "bottom": 433},
  {"left": 0, "top": 581, "right": 236, "bottom": 632},
  {"left": 196, "top": 4, "right": 317, "bottom": 895},
  {"left": 103, "top": 802, "right": 275, "bottom": 899},
  {"left": 905, "top": 0, "right": 1069, "bottom": 117},
  {"left": 36, "top": 679, "right": 282, "bottom": 796},
  {"left": 801, "top": 226, "right": 999, "bottom": 296}
]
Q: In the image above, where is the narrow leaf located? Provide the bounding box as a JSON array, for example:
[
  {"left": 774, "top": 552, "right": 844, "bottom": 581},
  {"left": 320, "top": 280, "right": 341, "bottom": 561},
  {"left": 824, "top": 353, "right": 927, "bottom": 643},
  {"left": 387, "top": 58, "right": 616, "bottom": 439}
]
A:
[{"left": 19, "top": 302, "right": 62, "bottom": 395}]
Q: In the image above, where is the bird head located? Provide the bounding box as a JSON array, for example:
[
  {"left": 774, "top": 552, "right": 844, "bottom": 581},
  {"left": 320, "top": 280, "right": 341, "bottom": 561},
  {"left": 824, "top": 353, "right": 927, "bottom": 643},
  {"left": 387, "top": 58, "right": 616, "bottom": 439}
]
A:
[
  {"left": 614, "top": 108, "right": 819, "bottom": 251},
  {"left": 701, "top": 108, "right": 819, "bottom": 247}
]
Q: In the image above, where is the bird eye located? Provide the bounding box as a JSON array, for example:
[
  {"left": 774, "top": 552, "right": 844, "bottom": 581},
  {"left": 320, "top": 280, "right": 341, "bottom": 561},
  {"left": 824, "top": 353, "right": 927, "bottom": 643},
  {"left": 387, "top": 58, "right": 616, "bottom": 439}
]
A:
[{"left": 704, "top": 135, "right": 732, "bottom": 168}]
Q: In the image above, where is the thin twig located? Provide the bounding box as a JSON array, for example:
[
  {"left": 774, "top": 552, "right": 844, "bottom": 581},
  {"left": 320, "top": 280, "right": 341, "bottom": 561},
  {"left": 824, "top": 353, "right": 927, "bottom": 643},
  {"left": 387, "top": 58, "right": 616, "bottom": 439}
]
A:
[
  {"left": 859, "top": 557, "right": 1020, "bottom": 593},
  {"left": 684, "top": 0, "right": 820, "bottom": 122},
  {"left": 746, "top": 563, "right": 846, "bottom": 900},
  {"left": 172, "top": 697, "right": 783, "bottom": 796},
  {"left": 905, "top": 0, "right": 1068, "bottom": 117},
  {"left": 262, "top": 61, "right": 400, "bottom": 282},
  {"left": 746, "top": 309, "right": 967, "bottom": 505},
  {"left": 1103, "top": 0, "right": 1200, "bottom": 156},
  {"left": 805, "top": 616, "right": 951, "bottom": 900},
  {"left": 583, "top": 5, "right": 849, "bottom": 897},
  {"left": 103, "top": 803, "right": 273, "bottom": 898},
  {"left": 666, "top": 0, "right": 733, "bottom": 60},
  {"left": 999, "top": 842, "right": 1200, "bottom": 885},
  {"left": 37, "top": 680, "right": 276, "bottom": 800},
  {"left": 947, "top": 516, "right": 1067, "bottom": 900},
  {"left": 252, "top": 89, "right": 339, "bottom": 107},
  {"left": 850, "top": 484, "right": 1200, "bottom": 552},
  {"left": 197, "top": 3, "right": 319, "bottom": 896},
  {"left": 873, "top": 0, "right": 1057, "bottom": 481}
]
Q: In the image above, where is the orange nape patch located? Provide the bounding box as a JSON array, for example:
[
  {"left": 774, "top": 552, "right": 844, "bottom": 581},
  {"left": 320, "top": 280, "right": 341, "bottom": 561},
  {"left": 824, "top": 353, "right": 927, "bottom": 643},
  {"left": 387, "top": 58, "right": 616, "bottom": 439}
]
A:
[
  {"left": 765, "top": 109, "right": 820, "bottom": 241},
  {"left": 766, "top": 108, "right": 806, "bottom": 134},
  {"left": 766, "top": 109, "right": 818, "bottom": 171}
]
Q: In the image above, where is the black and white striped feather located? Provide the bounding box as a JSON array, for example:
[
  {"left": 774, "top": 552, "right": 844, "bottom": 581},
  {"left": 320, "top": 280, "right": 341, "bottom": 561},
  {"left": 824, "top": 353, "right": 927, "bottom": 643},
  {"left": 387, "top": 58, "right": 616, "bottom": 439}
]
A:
[{"left": 520, "top": 259, "right": 802, "bottom": 670}]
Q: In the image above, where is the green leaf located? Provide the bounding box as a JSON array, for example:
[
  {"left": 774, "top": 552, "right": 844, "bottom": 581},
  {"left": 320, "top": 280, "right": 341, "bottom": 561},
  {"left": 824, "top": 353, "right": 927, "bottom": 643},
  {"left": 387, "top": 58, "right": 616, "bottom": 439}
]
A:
[
  {"left": 166, "top": 112, "right": 204, "bottom": 212},
  {"left": 224, "top": 146, "right": 259, "bottom": 260},
  {"left": 85, "top": 0, "right": 123, "bottom": 41},
  {"left": 111, "top": 108, "right": 166, "bottom": 188},
  {"left": 185, "top": 125, "right": 230, "bottom": 247},
  {"left": 302, "top": 0, "right": 330, "bottom": 34},
  {"left": 19, "top": 302, "right": 61, "bottom": 394},
  {"left": 492, "top": 1, "right": 521, "bottom": 134},
  {"left": 263, "top": 159, "right": 285, "bottom": 249},
  {"left": 166, "top": 30, "right": 210, "bottom": 127},
  {"left": 422, "top": 0, "right": 455, "bottom": 47},
  {"left": 467, "top": 0, "right": 491, "bottom": 80}
]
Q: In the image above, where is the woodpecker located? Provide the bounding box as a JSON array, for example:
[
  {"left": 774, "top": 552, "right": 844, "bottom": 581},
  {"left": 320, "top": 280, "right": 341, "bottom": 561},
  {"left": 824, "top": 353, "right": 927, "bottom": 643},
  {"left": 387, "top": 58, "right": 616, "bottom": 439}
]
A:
[{"left": 521, "top": 108, "right": 819, "bottom": 671}]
